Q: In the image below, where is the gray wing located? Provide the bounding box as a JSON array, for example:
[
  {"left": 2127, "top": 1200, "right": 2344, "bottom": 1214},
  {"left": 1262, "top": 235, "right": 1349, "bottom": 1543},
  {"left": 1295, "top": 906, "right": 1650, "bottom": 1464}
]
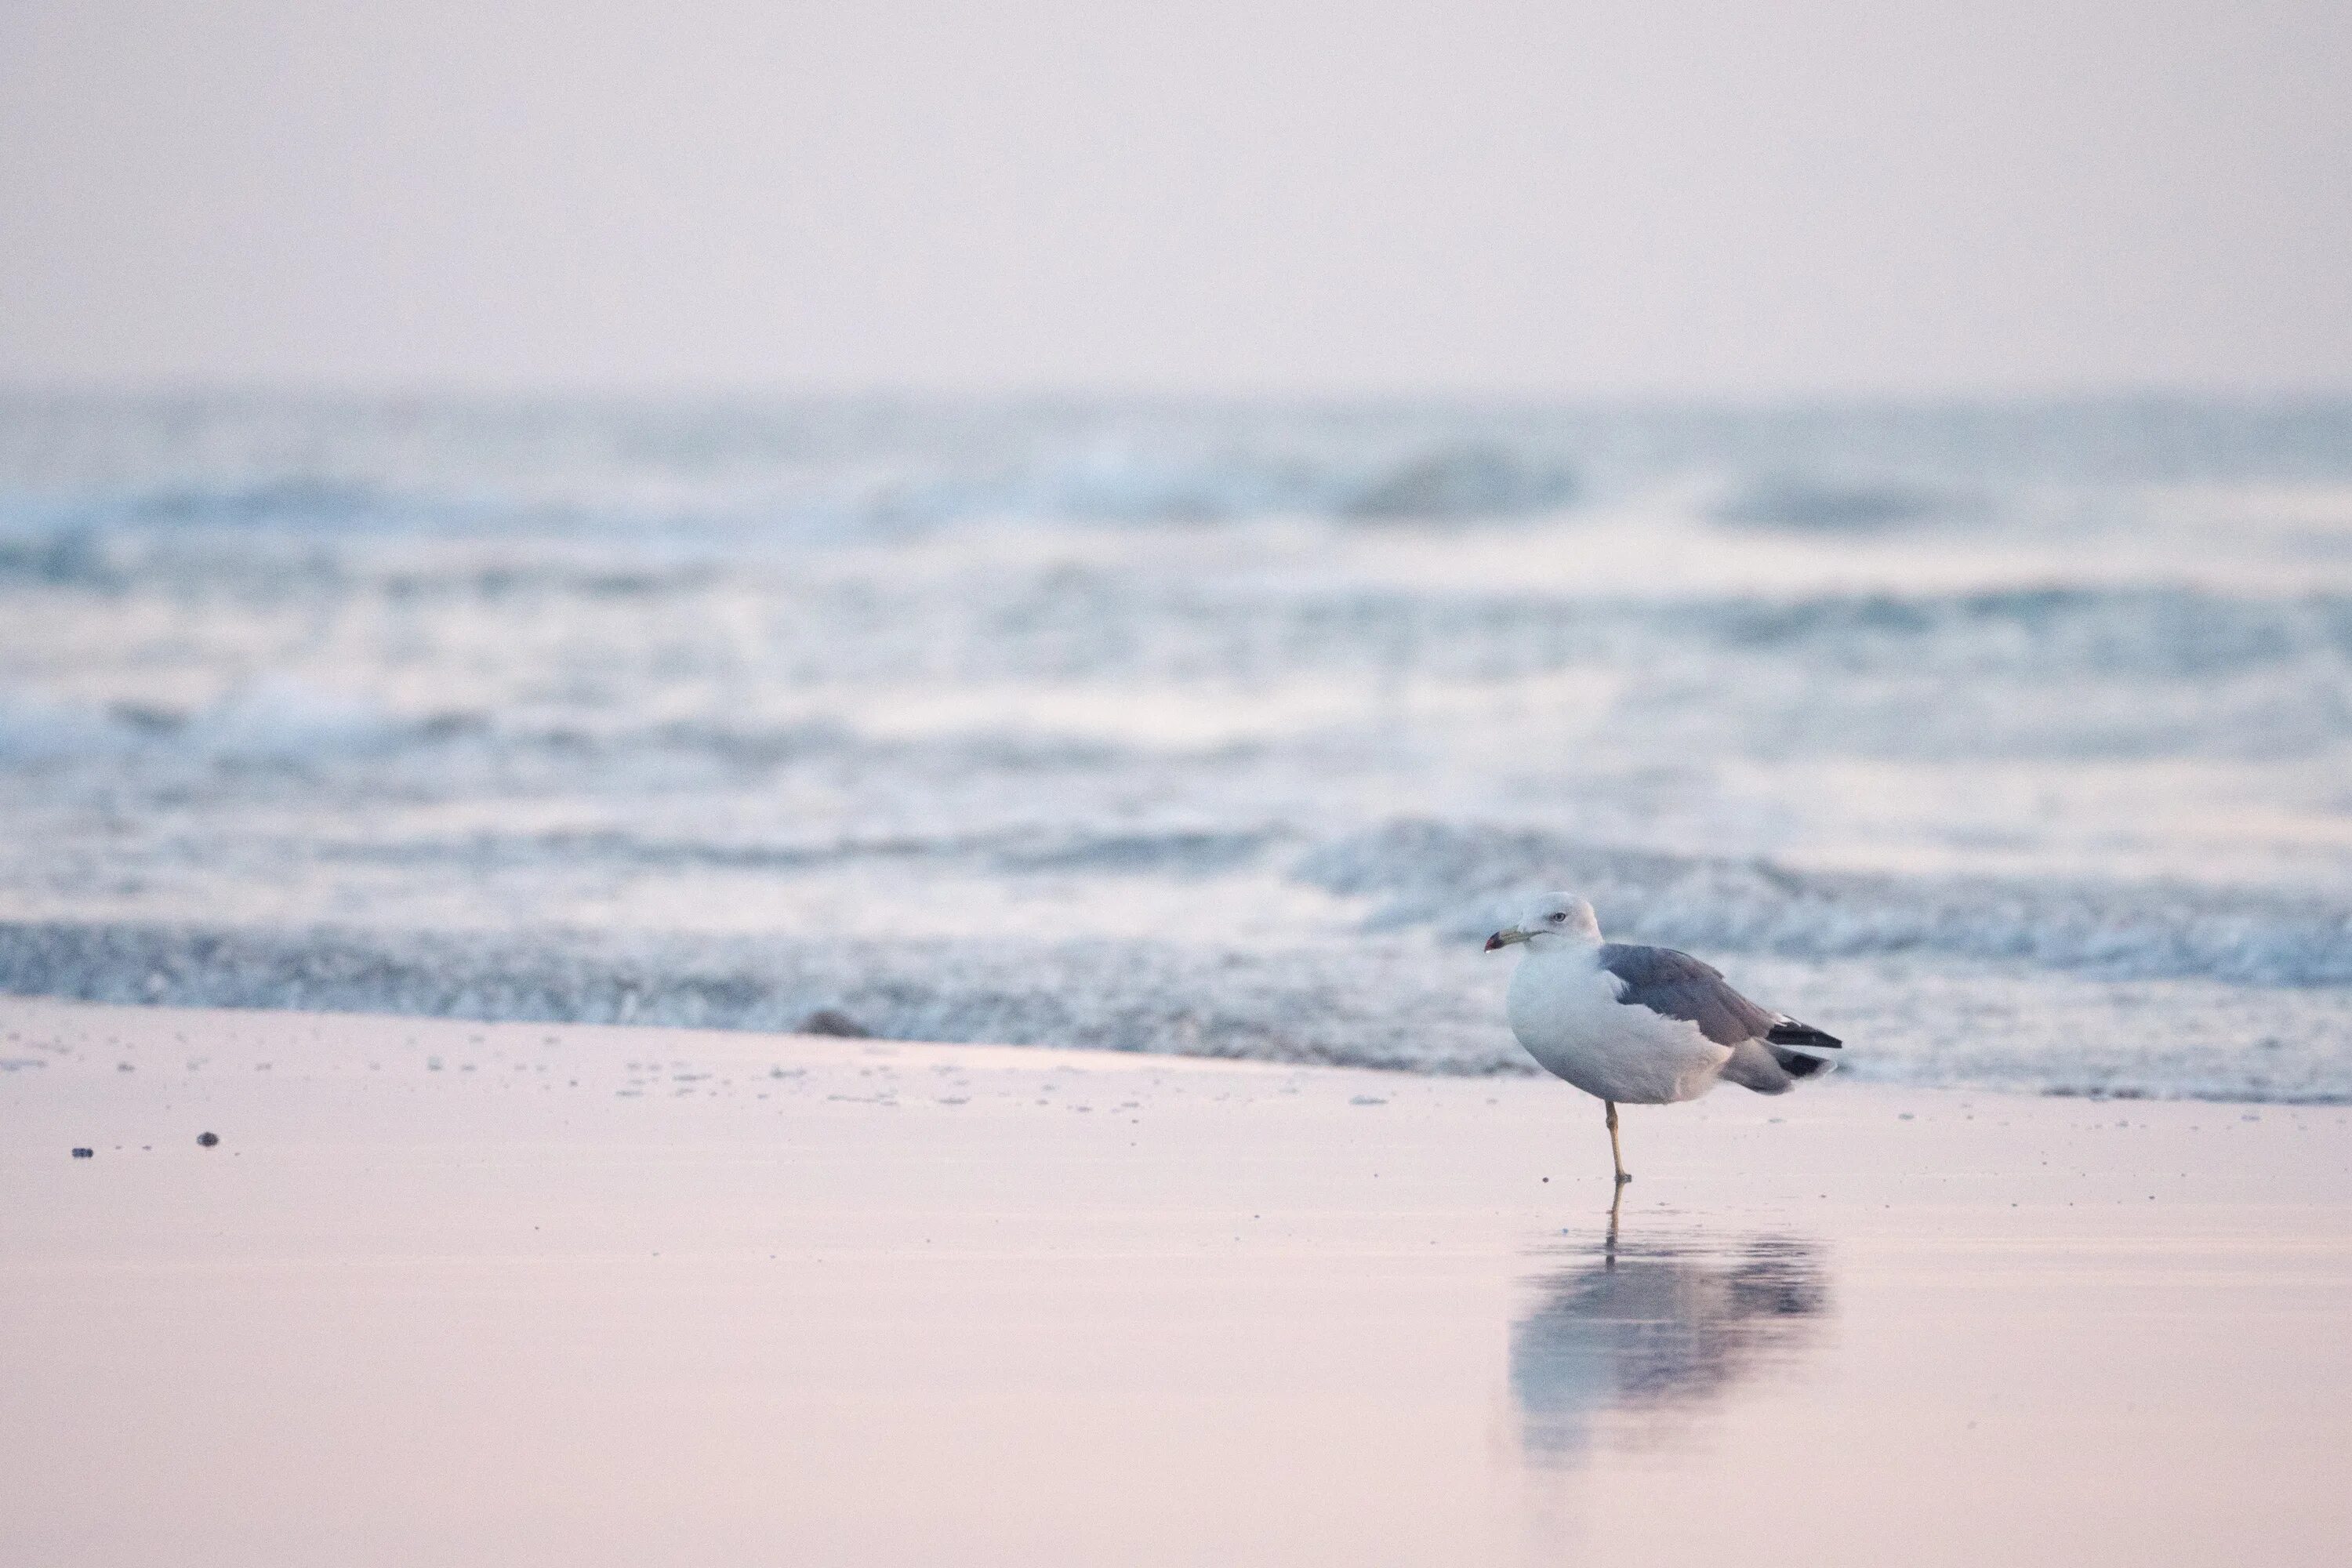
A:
[{"left": 1595, "top": 943, "right": 1777, "bottom": 1045}]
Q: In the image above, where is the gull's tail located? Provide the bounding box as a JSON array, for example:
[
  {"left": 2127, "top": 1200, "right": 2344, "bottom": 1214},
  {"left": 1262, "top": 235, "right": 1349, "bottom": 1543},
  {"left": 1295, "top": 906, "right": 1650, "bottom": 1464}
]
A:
[
  {"left": 1763, "top": 1018, "right": 1840, "bottom": 1082},
  {"left": 1766, "top": 1044, "right": 1836, "bottom": 1080},
  {"left": 1723, "top": 1017, "right": 1843, "bottom": 1094}
]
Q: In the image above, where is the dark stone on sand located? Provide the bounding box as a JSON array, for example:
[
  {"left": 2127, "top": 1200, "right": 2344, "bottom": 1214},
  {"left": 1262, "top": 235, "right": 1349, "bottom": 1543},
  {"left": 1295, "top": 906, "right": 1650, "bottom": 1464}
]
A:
[
  {"left": 71, "top": 1147, "right": 93, "bottom": 1159},
  {"left": 798, "top": 1008, "right": 871, "bottom": 1038},
  {"left": 198, "top": 1131, "right": 220, "bottom": 1147}
]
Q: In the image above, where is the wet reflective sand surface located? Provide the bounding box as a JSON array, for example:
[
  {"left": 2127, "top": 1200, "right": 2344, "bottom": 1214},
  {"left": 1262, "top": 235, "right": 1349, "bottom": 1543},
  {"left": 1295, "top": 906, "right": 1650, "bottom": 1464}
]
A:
[
  {"left": 5, "top": 1000, "right": 2350, "bottom": 1566},
  {"left": 1512, "top": 1212, "right": 1829, "bottom": 1465}
]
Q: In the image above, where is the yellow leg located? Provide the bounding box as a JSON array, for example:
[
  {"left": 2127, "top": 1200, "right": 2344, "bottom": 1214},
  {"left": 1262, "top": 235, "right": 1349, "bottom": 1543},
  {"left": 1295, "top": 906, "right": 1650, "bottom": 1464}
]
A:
[{"left": 1605, "top": 1099, "right": 1630, "bottom": 1185}]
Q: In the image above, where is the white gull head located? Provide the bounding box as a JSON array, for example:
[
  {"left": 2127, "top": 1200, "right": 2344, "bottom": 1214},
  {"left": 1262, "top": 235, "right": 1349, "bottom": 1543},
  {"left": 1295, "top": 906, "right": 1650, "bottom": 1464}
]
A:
[{"left": 1485, "top": 891, "right": 1603, "bottom": 953}]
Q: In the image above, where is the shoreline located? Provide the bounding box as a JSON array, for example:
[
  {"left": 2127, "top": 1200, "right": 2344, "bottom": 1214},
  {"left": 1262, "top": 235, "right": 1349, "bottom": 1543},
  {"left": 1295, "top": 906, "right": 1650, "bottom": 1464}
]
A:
[
  {"left": 5, "top": 964, "right": 2347, "bottom": 1107},
  {"left": 6, "top": 996, "right": 2350, "bottom": 1566},
  {"left": 9, "top": 906, "right": 2352, "bottom": 1106}
]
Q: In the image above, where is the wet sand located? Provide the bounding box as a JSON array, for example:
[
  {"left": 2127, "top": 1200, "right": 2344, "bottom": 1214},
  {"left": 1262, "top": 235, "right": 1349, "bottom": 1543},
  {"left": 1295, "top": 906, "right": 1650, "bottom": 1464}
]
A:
[{"left": 4, "top": 997, "right": 2349, "bottom": 1566}]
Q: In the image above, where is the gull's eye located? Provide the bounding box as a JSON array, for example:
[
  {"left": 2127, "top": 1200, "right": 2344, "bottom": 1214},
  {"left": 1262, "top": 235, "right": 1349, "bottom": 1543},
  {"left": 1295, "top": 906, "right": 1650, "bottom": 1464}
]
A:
[{"left": 1549, "top": 911, "right": 1567, "bottom": 923}]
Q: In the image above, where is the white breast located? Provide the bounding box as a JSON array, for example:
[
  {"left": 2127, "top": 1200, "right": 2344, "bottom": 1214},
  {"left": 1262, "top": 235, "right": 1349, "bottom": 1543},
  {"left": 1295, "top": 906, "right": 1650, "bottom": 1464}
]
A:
[{"left": 1505, "top": 946, "right": 1732, "bottom": 1105}]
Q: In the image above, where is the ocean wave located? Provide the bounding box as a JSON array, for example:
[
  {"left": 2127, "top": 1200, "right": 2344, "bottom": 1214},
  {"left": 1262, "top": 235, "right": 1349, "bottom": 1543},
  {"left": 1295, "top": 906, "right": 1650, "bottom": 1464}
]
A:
[
  {"left": 0, "top": 681, "right": 476, "bottom": 765},
  {"left": 5, "top": 581, "right": 2345, "bottom": 776},
  {"left": 862, "top": 440, "right": 1581, "bottom": 525},
  {"left": 7, "top": 479, "right": 500, "bottom": 540},
  {"left": 313, "top": 825, "right": 1283, "bottom": 877},
  {"left": 1712, "top": 474, "right": 1964, "bottom": 530},
  {"left": 125, "top": 477, "right": 399, "bottom": 528},
  {"left": 7, "top": 438, "right": 1584, "bottom": 535},
  {"left": 20, "top": 515, "right": 2343, "bottom": 687},
  {"left": 2, "top": 919, "right": 2346, "bottom": 1102},
  {"left": 1338, "top": 445, "right": 1581, "bottom": 519},
  {"left": 1296, "top": 821, "right": 2352, "bottom": 988},
  {"left": 1689, "top": 585, "right": 2352, "bottom": 680},
  {"left": 9, "top": 396, "right": 2352, "bottom": 519},
  {"left": 0, "top": 528, "right": 120, "bottom": 587},
  {"left": 0, "top": 920, "right": 1512, "bottom": 1073}
]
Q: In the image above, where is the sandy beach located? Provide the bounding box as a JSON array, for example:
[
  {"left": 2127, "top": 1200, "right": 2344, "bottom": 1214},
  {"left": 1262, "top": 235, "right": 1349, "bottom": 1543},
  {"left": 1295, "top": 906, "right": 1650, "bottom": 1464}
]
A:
[
  {"left": 4, "top": 996, "right": 2347, "bottom": 1566},
  {"left": 12, "top": 7, "right": 2351, "bottom": 1563}
]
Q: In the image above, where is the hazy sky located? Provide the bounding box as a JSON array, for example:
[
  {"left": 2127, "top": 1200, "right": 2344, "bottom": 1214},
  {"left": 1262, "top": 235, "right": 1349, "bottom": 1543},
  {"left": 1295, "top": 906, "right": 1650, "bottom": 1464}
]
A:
[{"left": 2, "top": 1, "right": 2347, "bottom": 396}]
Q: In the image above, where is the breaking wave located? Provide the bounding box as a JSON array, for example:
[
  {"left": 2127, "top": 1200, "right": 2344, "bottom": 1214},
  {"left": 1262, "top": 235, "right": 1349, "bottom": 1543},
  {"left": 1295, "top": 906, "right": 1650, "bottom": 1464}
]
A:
[
  {"left": 4, "top": 911, "right": 2347, "bottom": 1102},
  {"left": 0, "top": 920, "right": 1512, "bottom": 1073},
  {"left": 1298, "top": 822, "right": 2352, "bottom": 988}
]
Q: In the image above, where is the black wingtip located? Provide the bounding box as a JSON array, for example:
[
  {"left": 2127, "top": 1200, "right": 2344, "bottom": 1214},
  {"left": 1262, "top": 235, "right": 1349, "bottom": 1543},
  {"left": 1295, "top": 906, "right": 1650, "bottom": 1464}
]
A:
[{"left": 1767, "top": 1021, "right": 1842, "bottom": 1050}]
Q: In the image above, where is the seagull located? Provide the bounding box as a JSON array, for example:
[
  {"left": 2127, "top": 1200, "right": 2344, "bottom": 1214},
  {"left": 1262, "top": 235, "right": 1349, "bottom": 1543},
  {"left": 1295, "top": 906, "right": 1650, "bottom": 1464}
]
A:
[{"left": 1485, "top": 891, "right": 1842, "bottom": 1184}]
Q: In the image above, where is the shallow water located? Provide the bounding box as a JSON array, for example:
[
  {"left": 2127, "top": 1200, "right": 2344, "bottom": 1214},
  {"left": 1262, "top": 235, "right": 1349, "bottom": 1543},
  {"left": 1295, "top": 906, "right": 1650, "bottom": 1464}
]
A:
[
  {"left": 2, "top": 394, "right": 2349, "bottom": 1096},
  {"left": 1511, "top": 1217, "right": 1829, "bottom": 1464}
]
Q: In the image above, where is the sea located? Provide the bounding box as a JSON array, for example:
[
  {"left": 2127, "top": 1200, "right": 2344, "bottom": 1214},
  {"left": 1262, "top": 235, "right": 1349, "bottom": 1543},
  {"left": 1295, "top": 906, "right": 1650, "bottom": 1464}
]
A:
[{"left": 2, "top": 394, "right": 2349, "bottom": 1100}]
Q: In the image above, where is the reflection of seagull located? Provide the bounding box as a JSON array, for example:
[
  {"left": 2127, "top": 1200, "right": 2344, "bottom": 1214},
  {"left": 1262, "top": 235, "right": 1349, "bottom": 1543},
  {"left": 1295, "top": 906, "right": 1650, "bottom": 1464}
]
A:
[
  {"left": 1511, "top": 1202, "right": 1829, "bottom": 1464},
  {"left": 1485, "top": 892, "right": 1843, "bottom": 1183}
]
